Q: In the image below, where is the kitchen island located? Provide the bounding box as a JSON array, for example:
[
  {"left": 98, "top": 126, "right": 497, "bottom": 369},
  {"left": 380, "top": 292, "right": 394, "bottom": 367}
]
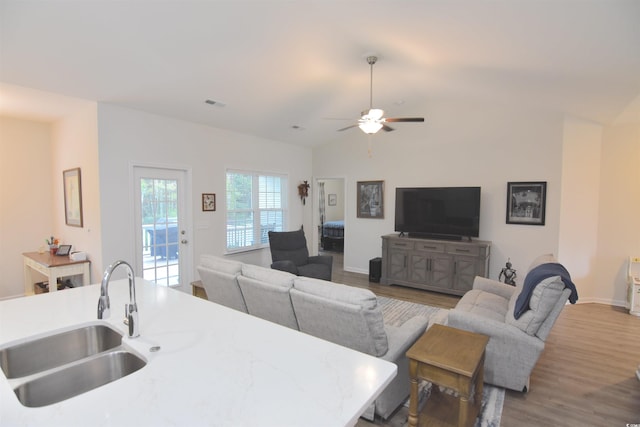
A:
[{"left": 0, "top": 279, "right": 396, "bottom": 426}]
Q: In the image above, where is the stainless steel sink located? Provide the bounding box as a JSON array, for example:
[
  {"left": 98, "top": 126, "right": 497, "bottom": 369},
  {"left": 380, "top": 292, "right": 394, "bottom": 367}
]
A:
[
  {"left": 0, "top": 323, "right": 122, "bottom": 379},
  {"left": 0, "top": 323, "right": 147, "bottom": 407},
  {"left": 14, "top": 350, "right": 146, "bottom": 407}
]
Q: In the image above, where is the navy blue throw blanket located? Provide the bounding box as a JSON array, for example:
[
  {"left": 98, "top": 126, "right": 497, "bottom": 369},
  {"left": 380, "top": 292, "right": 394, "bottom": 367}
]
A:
[{"left": 514, "top": 263, "right": 578, "bottom": 319}]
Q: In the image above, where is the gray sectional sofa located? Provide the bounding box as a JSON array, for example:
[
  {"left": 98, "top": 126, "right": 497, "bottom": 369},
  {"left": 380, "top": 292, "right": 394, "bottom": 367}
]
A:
[{"left": 197, "top": 255, "right": 429, "bottom": 420}]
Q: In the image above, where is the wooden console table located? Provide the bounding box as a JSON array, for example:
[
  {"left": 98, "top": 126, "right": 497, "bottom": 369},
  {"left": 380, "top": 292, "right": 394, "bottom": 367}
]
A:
[
  {"left": 406, "top": 324, "right": 489, "bottom": 427},
  {"left": 381, "top": 234, "right": 491, "bottom": 296},
  {"left": 23, "top": 252, "right": 91, "bottom": 296}
]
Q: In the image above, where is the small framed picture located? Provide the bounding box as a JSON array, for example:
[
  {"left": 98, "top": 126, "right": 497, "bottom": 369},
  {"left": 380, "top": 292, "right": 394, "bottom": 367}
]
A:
[
  {"left": 328, "top": 194, "right": 337, "bottom": 206},
  {"left": 357, "top": 180, "right": 384, "bottom": 219},
  {"left": 506, "top": 182, "right": 547, "bottom": 225},
  {"left": 56, "top": 244, "right": 72, "bottom": 256},
  {"left": 202, "top": 193, "right": 216, "bottom": 211},
  {"left": 63, "top": 168, "right": 83, "bottom": 227}
]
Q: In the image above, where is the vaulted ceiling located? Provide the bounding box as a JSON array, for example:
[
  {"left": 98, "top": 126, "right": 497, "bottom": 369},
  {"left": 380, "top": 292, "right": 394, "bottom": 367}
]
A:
[{"left": 1, "top": 0, "right": 639, "bottom": 146}]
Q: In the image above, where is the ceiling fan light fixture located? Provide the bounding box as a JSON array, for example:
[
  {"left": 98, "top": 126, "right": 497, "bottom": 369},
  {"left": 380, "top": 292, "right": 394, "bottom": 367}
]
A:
[
  {"left": 364, "top": 108, "right": 384, "bottom": 120},
  {"left": 359, "top": 120, "right": 383, "bottom": 134}
]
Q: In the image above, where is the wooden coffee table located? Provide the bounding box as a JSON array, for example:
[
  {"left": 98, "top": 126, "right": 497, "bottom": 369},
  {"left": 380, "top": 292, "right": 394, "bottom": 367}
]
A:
[{"left": 406, "top": 324, "right": 489, "bottom": 427}]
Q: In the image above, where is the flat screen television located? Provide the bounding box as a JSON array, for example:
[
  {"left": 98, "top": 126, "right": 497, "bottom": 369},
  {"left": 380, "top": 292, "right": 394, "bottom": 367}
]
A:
[{"left": 395, "top": 187, "right": 481, "bottom": 240}]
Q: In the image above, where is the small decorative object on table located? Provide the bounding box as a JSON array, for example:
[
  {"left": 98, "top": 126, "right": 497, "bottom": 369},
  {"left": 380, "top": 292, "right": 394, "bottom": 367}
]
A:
[
  {"left": 46, "top": 236, "right": 60, "bottom": 255},
  {"left": 499, "top": 258, "right": 517, "bottom": 285}
]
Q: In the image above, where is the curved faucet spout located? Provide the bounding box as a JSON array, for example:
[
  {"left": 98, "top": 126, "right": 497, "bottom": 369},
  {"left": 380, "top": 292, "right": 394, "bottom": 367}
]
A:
[{"left": 97, "top": 260, "right": 140, "bottom": 338}]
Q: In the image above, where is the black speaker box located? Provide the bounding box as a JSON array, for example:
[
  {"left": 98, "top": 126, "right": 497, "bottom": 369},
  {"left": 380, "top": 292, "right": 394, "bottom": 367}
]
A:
[{"left": 369, "top": 257, "right": 382, "bottom": 283}]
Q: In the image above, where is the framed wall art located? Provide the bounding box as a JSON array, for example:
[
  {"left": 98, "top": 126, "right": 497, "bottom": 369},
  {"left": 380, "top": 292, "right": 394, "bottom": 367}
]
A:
[
  {"left": 202, "top": 193, "right": 216, "bottom": 211},
  {"left": 506, "top": 181, "right": 547, "bottom": 225},
  {"left": 328, "top": 193, "right": 337, "bottom": 206},
  {"left": 63, "top": 168, "right": 83, "bottom": 227},
  {"left": 357, "top": 180, "right": 384, "bottom": 219}
]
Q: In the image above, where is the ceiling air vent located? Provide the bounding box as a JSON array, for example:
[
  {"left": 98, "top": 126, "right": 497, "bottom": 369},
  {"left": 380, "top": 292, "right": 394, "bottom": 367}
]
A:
[{"left": 204, "top": 99, "right": 226, "bottom": 108}]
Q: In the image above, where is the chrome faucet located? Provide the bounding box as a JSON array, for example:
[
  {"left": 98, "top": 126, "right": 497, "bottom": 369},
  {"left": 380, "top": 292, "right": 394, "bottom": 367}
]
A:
[{"left": 97, "top": 260, "right": 140, "bottom": 338}]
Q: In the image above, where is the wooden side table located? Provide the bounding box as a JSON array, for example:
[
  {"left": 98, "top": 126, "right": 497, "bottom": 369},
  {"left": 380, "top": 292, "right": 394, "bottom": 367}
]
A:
[
  {"left": 23, "top": 252, "right": 91, "bottom": 296},
  {"left": 191, "top": 280, "right": 207, "bottom": 299},
  {"left": 406, "top": 324, "right": 489, "bottom": 427}
]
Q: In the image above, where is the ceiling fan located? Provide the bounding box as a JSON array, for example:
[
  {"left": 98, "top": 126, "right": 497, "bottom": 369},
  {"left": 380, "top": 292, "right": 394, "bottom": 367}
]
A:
[{"left": 338, "top": 55, "right": 424, "bottom": 134}]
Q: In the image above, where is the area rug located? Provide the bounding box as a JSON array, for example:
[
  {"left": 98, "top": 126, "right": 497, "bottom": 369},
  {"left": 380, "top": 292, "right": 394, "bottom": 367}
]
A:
[{"left": 376, "top": 296, "right": 504, "bottom": 427}]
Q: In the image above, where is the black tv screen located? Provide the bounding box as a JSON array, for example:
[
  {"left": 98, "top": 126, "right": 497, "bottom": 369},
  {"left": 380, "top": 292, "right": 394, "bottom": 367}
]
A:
[{"left": 395, "top": 187, "right": 481, "bottom": 239}]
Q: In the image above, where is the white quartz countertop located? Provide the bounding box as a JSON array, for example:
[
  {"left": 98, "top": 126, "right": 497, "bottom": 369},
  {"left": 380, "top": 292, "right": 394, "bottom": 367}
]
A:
[{"left": 0, "top": 279, "right": 396, "bottom": 427}]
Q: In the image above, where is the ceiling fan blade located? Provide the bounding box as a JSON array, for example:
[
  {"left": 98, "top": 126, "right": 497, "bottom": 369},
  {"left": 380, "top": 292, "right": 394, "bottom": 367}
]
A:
[
  {"left": 382, "top": 124, "right": 395, "bottom": 132},
  {"left": 385, "top": 117, "right": 425, "bottom": 123},
  {"left": 337, "top": 124, "right": 359, "bottom": 132}
]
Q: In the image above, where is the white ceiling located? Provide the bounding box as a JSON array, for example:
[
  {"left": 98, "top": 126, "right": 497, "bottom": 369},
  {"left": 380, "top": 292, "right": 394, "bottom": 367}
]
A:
[{"left": 1, "top": 0, "right": 639, "bottom": 146}]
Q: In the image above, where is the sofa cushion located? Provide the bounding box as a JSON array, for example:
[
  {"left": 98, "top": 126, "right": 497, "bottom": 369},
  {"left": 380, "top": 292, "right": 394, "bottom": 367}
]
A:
[
  {"left": 200, "top": 255, "right": 243, "bottom": 274},
  {"left": 291, "top": 277, "right": 388, "bottom": 356},
  {"left": 197, "top": 266, "right": 248, "bottom": 313},
  {"left": 454, "top": 289, "right": 509, "bottom": 322},
  {"left": 241, "top": 263, "right": 295, "bottom": 286},
  {"left": 237, "top": 275, "right": 298, "bottom": 330},
  {"left": 506, "top": 275, "right": 565, "bottom": 335}
]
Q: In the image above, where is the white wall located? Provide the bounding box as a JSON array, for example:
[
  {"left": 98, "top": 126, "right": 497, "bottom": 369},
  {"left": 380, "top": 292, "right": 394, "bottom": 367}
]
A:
[
  {"left": 51, "top": 104, "right": 102, "bottom": 285},
  {"left": 313, "top": 100, "right": 565, "bottom": 280},
  {"left": 595, "top": 123, "right": 640, "bottom": 306},
  {"left": 313, "top": 99, "right": 640, "bottom": 306},
  {"left": 0, "top": 105, "right": 100, "bottom": 299},
  {"left": 319, "top": 179, "right": 344, "bottom": 222},
  {"left": 0, "top": 117, "right": 53, "bottom": 299},
  {"left": 97, "top": 104, "right": 313, "bottom": 289},
  {"left": 558, "top": 117, "right": 602, "bottom": 302}
]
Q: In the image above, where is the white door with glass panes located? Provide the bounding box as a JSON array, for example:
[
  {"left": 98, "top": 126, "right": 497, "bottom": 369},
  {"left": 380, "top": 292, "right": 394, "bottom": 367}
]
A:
[{"left": 133, "top": 166, "right": 191, "bottom": 289}]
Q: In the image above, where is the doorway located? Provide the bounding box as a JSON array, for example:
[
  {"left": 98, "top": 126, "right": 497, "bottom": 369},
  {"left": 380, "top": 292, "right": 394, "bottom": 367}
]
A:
[
  {"left": 133, "top": 166, "right": 192, "bottom": 289},
  {"left": 316, "top": 178, "right": 346, "bottom": 253}
]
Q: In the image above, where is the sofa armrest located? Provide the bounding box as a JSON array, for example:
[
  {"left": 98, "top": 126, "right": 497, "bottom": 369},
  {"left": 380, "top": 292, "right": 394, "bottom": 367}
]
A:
[
  {"left": 381, "top": 316, "right": 429, "bottom": 363},
  {"left": 308, "top": 254, "right": 333, "bottom": 267},
  {"left": 448, "top": 310, "right": 543, "bottom": 351},
  {"left": 271, "top": 260, "right": 299, "bottom": 275},
  {"left": 472, "top": 276, "right": 518, "bottom": 300}
]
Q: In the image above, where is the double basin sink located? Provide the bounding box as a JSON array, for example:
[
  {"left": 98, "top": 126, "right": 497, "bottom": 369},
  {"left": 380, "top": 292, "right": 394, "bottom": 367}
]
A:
[{"left": 0, "top": 322, "right": 146, "bottom": 407}]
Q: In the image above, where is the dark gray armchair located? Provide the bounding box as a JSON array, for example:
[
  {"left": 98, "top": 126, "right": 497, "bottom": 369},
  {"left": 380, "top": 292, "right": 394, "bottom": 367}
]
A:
[{"left": 268, "top": 228, "right": 333, "bottom": 281}]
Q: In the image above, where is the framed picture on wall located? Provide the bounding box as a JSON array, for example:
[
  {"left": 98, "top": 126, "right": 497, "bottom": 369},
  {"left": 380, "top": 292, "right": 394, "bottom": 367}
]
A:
[
  {"left": 506, "top": 181, "right": 547, "bottom": 225},
  {"left": 63, "top": 168, "right": 83, "bottom": 227},
  {"left": 328, "top": 194, "right": 337, "bottom": 206},
  {"left": 357, "top": 180, "right": 384, "bottom": 219},
  {"left": 202, "top": 193, "right": 216, "bottom": 211}
]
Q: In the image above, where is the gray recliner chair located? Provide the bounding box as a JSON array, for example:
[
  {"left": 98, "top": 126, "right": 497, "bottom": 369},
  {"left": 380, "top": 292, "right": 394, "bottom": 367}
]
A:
[
  {"left": 441, "top": 254, "right": 578, "bottom": 391},
  {"left": 268, "top": 228, "right": 333, "bottom": 281}
]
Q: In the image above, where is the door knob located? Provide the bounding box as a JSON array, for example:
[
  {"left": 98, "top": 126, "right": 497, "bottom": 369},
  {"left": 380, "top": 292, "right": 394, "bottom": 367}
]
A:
[{"left": 181, "top": 239, "right": 188, "bottom": 244}]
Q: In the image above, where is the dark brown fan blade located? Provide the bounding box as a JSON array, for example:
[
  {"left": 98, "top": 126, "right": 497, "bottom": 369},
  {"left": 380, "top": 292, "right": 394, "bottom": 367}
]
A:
[
  {"left": 337, "top": 124, "right": 359, "bottom": 131},
  {"left": 382, "top": 124, "right": 395, "bottom": 132},
  {"left": 385, "top": 117, "right": 424, "bottom": 123}
]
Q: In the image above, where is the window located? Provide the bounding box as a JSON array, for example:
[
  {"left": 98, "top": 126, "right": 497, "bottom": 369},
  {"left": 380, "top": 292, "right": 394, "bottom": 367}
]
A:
[{"left": 226, "top": 170, "right": 287, "bottom": 252}]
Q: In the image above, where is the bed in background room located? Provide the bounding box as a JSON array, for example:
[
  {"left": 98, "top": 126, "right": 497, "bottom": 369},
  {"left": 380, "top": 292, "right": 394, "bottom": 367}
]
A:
[{"left": 321, "top": 220, "right": 344, "bottom": 252}]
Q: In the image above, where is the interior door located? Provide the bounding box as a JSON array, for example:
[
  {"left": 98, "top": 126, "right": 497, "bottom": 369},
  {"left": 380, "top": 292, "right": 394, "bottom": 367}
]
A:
[{"left": 133, "top": 166, "right": 191, "bottom": 289}]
